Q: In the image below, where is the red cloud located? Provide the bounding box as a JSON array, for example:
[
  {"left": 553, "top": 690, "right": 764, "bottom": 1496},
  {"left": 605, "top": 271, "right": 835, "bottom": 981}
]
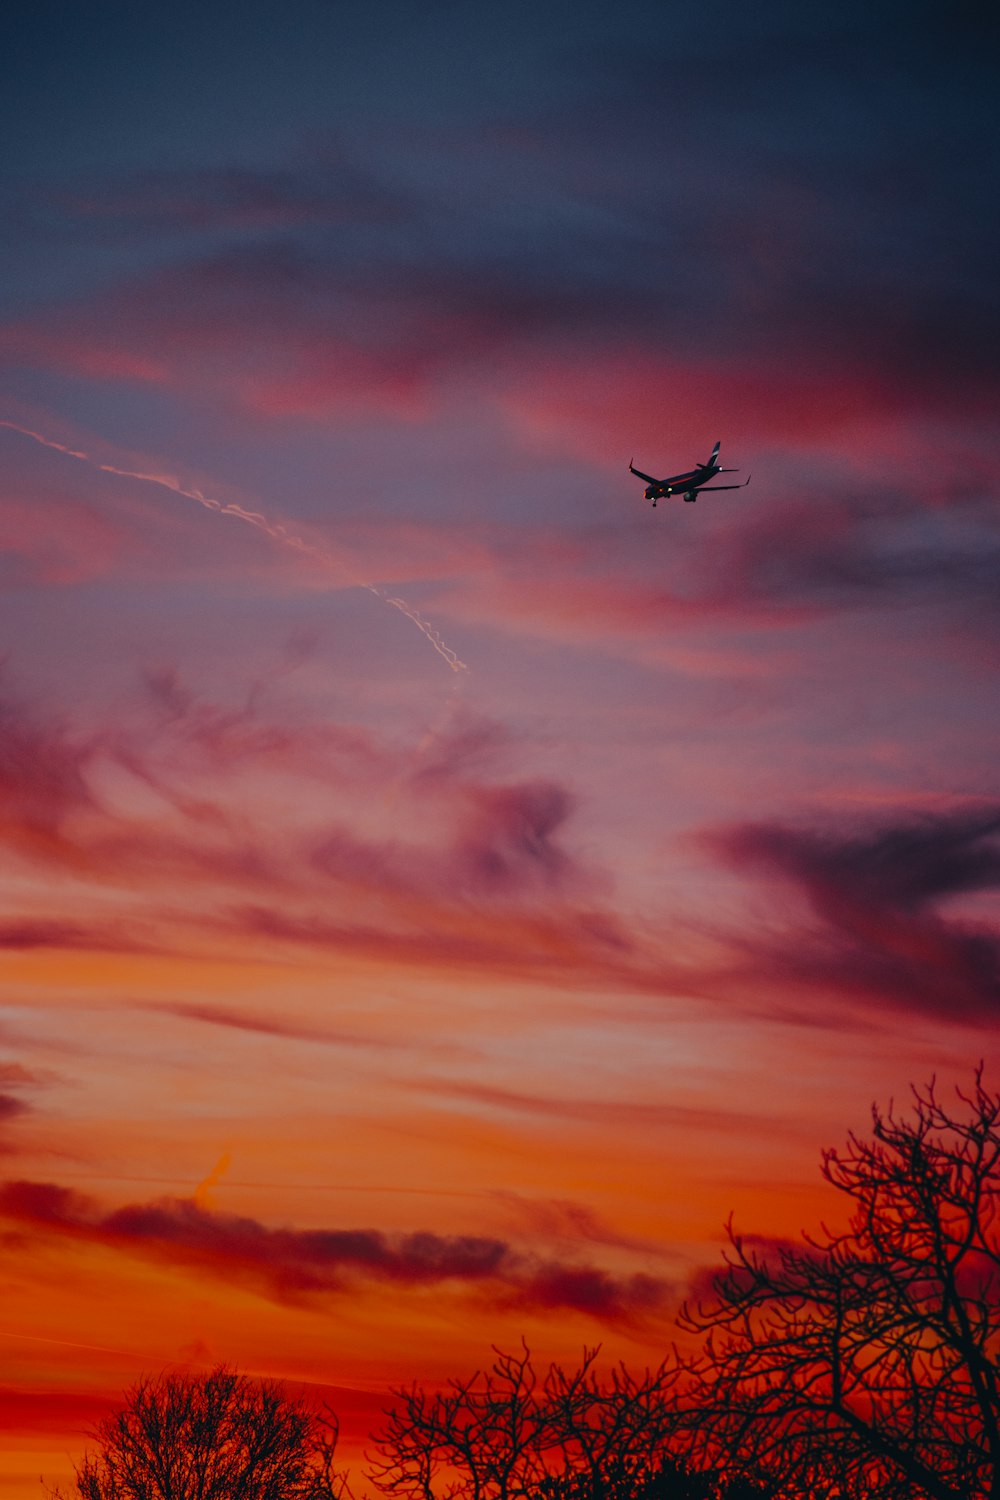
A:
[{"left": 0, "top": 1179, "right": 672, "bottom": 1325}]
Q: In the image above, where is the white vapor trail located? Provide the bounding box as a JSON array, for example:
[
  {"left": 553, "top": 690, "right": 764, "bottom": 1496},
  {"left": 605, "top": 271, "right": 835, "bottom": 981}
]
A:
[{"left": 1, "top": 419, "right": 468, "bottom": 674}]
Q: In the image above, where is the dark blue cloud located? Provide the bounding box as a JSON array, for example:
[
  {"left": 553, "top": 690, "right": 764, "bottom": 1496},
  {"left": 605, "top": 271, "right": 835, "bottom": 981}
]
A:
[{"left": 711, "top": 807, "right": 1000, "bottom": 1021}]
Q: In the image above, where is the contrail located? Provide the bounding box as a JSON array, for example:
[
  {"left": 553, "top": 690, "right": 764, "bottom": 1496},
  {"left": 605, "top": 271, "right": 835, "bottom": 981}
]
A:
[
  {"left": 194, "top": 1150, "right": 232, "bottom": 1209},
  {"left": 1, "top": 419, "right": 468, "bottom": 674},
  {"left": 0, "top": 1326, "right": 152, "bottom": 1359}
]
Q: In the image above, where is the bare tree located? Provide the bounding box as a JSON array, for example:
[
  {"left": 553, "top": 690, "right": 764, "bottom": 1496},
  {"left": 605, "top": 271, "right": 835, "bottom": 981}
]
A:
[
  {"left": 678, "top": 1070, "right": 1000, "bottom": 1500},
  {"left": 365, "top": 1343, "right": 752, "bottom": 1500},
  {"left": 366, "top": 1343, "right": 555, "bottom": 1500},
  {"left": 65, "top": 1367, "right": 348, "bottom": 1500},
  {"left": 541, "top": 1350, "right": 683, "bottom": 1498}
]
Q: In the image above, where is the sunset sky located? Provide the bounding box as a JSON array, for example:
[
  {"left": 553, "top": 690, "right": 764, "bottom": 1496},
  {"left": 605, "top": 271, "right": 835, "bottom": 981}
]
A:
[{"left": 2, "top": 0, "right": 999, "bottom": 1493}]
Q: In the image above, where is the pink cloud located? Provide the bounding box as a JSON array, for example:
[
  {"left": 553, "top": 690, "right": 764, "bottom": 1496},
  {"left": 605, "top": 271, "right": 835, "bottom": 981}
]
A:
[
  {"left": 0, "top": 487, "right": 138, "bottom": 585},
  {"left": 0, "top": 678, "right": 688, "bottom": 995}
]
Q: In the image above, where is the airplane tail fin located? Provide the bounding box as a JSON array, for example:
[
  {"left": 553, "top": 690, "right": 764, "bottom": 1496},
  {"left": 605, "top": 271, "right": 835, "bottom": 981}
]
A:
[{"left": 708, "top": 441, "right": 721, "bottom": 466}]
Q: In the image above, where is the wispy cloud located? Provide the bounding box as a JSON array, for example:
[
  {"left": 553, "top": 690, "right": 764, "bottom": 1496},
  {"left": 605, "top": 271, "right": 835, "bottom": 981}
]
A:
[
  {"left": 409, "top": 1077, "right": 760, "bottom": 1136},
  {"left": 0, "top": 675, "right": 660, "bottom": 991},
  {"left": 0, "top": 1060, "right": 52, "bottom": 1153},
  {"left": 142, "top": 999, "right": 422, "bottom": 1053}
]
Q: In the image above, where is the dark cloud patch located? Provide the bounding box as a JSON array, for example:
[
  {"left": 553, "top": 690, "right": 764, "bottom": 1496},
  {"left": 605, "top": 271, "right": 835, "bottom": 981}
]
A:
[
  {"left": 143, "top": 664, "right": 197, "bottom": 718},
  {"left": 429, "top": 476, "right": 1000, "bottom": 651},
  {"left": 0, "top": 1178, "right": 672, "bottom": 1325},
  {"left": 0, "top": 689, "right": 94, "bottom": 846},
  {"left": 456, "top": 781, "right": 575, "bottom": 894},
  {"left": 553, "top": 2, "right": 1000, "bottom": 396},
  {"left": 723, "top": 809, "right": 1000, "bottom": 913},
  {"left": 0, "top": 919, "right": 102, "bottom": 950},
  {"left": 710, "top": 807, "right": 1000, "bottom": 1021},
  {"left": 4, "top": 131, "right": 997, "bottom": 432},
  {"left": 516, "top": 1264, "right": 666, "bottom": 1321},
  {"left": 0, "top": 1061, "right": 51, "bottom": 1148},
  {"left": 683, "top": 1232, "right": 813, "bottom": 1311},
  {"left": 0, "top": 1180, "right": 84, "bottom": 1222},
  {"left": 0, "top": 917, "right": 164, "bottom": 956},
  {"left": 707, "top": 493, "right": 1000, "bottom": 620},
  {"left": 310, "top": 777, "right": 588, "bottom": 904},
  {"left": 0, "top": 234, "right": 650, "bottom": 418},
  {"left": 1, "top": 0, "right": 996, "bottom": 431},
  {"left": 6, "top": 197, "right": 989, "bottom": 425}
]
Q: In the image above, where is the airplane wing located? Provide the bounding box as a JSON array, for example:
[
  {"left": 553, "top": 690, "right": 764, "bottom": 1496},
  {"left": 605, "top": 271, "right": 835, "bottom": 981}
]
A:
[
  {"left": 628, "top": 461, "right": 661, "bottom": 486},
  {"left": 696, "top": 476, "right": 751, "bottom": 491}
]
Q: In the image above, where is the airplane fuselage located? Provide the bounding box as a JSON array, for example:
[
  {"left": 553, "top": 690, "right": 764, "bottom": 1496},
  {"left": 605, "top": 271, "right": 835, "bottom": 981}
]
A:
[
  {"left": 643, "top": 462, "right": 719, "bottom": 502},
  {"left": 630, "top": 443, "right": 746, "bottom": 506}
]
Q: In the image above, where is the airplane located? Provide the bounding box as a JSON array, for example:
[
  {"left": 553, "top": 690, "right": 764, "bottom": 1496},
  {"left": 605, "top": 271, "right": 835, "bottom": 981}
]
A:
[{"left": 628, "top": 442, "right": 750, "bottom": 506}]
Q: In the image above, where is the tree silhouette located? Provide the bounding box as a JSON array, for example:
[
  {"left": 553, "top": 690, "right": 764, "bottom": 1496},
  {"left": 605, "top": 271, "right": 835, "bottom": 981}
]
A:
[
  {"left": 65, "top": 1367, "right": 348, "bottom": 1500},
  {"left": 366, "top": 1343, "right": 762, "bottom": 1500},
  {"left": 678, "top": 1070, "right": 1000, "bottom": 1500},
  {"left": 61, "top": 1072, "right": 1000, "bottom": 1500},
  {"left": 366, "top": 1343, "right": 693, "bottom": 1500},
  {"left": 368, "top": 1343, "right": 555, "bottom": 1500}
]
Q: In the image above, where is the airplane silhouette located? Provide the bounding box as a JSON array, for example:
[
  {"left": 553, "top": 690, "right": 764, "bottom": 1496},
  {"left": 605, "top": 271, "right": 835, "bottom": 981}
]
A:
[{"left": 629, "top": 442, "right": 750, "bottom": 506}]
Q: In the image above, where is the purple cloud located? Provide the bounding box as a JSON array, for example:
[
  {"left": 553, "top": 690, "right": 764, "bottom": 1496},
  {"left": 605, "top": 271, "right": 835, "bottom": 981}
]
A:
[{"left": 710, "top": 806, "right": 1000, "bottom": 1020}]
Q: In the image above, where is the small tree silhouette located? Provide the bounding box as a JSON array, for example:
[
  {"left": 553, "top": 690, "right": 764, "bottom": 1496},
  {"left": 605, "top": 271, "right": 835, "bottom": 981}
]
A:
[
  {"left": 65, "top": 1367, "right": 347, "bottom": 1500},
  {"left": 678, "top": 1070, "right": 1000, "bottom": 1500},
  {"left": 366, "top": 1343, "right": 759, "bottom": 1500},
  {"left": 367, "top": 1342, "right": 555, "bottom": 1500}
]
